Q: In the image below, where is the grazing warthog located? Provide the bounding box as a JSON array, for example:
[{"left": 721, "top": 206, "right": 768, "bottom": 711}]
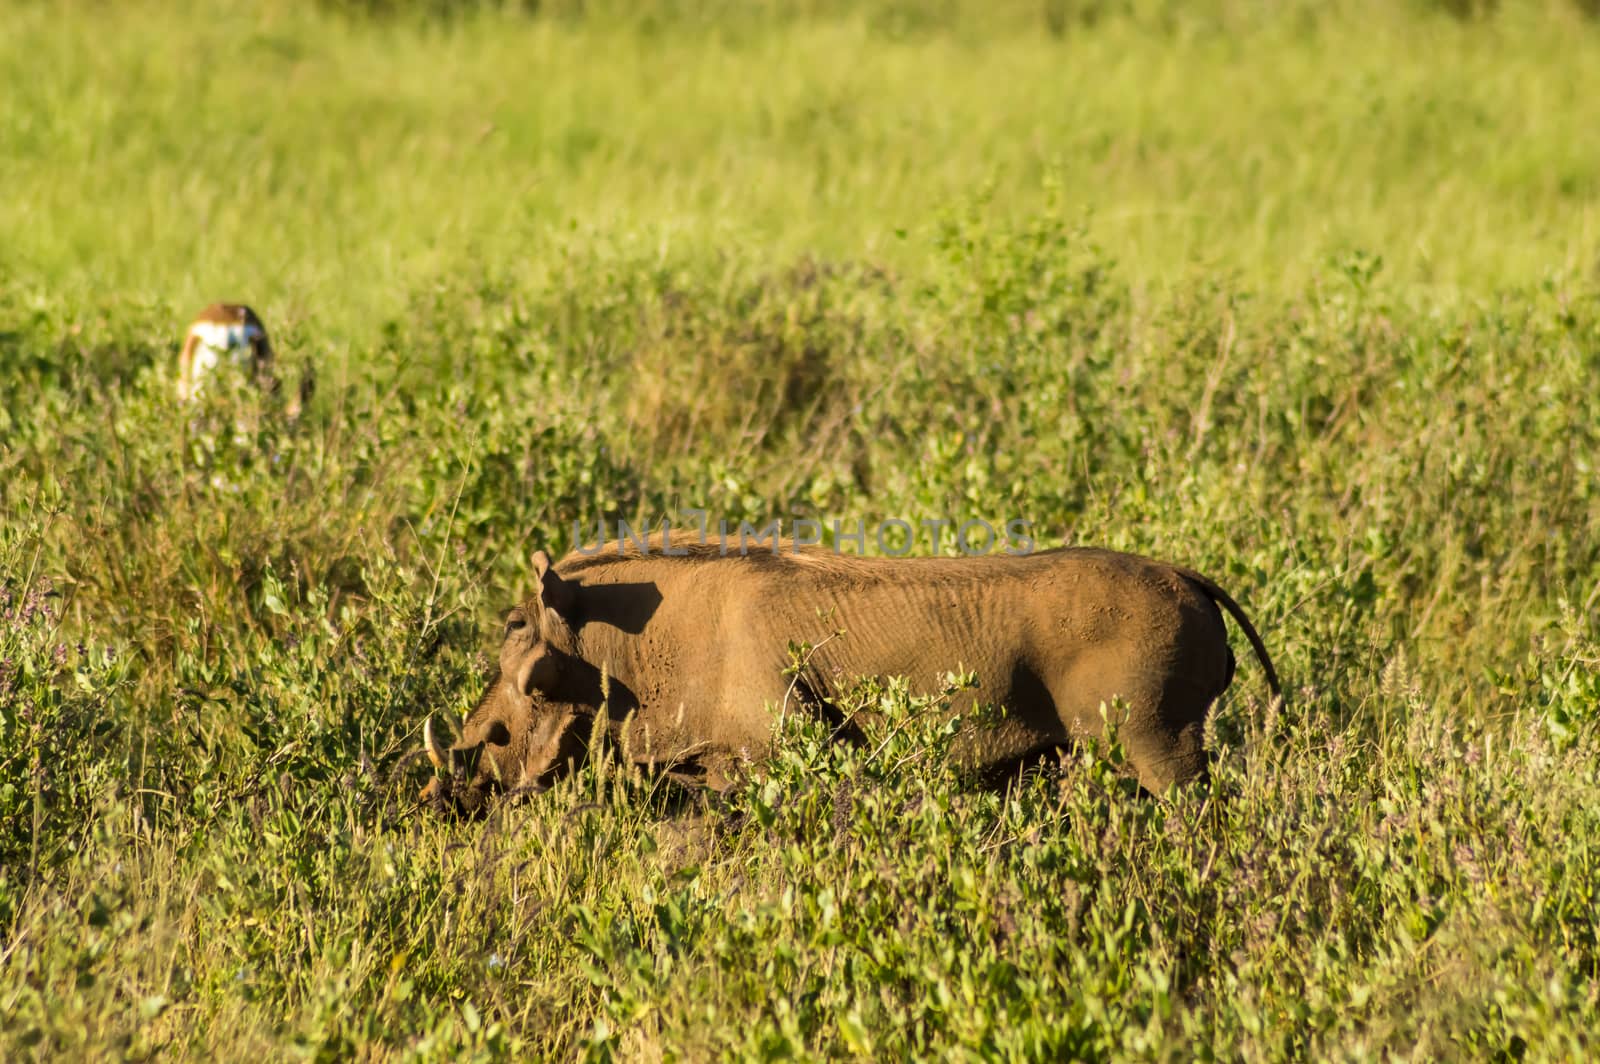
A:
[{"left": 421, "top": 534, "right": 1278, "bottom": 814}]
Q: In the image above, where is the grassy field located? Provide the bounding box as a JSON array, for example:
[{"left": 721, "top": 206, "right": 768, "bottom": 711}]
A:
[{"left": 3, "top": 0, "right": 1600, "bottom": 1058}]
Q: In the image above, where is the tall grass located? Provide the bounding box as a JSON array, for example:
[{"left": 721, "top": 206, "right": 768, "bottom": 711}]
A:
[
  {"left": 4, "top": 0, "right": 1599, "bottom": 340},
  {"left": 3, "top": 0, "right": 1599, "bottom": 1058}
]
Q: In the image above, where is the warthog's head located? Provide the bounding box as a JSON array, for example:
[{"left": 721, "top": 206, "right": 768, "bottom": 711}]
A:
[
  {"left": 418, "top": 551, "right": 598, "bottom": 815},
  {"left": 420, "top": 672, "right": 589, "bottom": 816}
]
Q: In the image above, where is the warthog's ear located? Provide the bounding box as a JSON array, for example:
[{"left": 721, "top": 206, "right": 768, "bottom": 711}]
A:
[{"left": 532, "top": 549, "right": 575, "bottom": 615}]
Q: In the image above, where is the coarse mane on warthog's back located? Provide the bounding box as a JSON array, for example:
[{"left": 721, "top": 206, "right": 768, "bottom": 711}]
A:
[{"left": 420, "top": 532, "right": 1280, "bottom": 815}]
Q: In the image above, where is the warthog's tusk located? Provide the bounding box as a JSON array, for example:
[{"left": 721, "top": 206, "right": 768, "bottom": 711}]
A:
[{"left": 423, "top": 717, "right": 449, "bottom": 771}]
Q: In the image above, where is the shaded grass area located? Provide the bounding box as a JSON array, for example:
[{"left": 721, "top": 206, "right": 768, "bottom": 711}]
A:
[{"left": 3, "top": 0, "right": 1600, "bottom": 1059}]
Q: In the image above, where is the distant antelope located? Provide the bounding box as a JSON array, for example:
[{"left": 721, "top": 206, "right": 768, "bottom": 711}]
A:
[{"left": 178, "top": 302, "right": 310, "bottom": 417}]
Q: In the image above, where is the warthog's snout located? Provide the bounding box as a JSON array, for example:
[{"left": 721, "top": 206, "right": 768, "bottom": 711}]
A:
[
  {"left": 418, "top": 716, "right": 502, "bottom": 818},
  {"left": 417, "top": 701, "right": 576, "bottom": 818}
]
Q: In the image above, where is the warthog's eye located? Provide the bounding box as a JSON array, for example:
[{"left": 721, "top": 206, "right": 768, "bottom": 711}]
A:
[{"left": 503, "top": 610, "right": 528, "bottom": 636}]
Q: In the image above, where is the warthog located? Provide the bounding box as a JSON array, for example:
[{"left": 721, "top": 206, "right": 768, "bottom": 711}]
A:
[{"left": 421, "top": 534, "right": 1278, "bottom": 814}]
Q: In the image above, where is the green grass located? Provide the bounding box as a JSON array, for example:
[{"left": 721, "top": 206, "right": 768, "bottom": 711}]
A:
[
  {"left": 3, "top": 0, "right": 1600, "bottom": 1058},
  {"left": 5, "top": 0, "right": 1600, "bottom": 334}
]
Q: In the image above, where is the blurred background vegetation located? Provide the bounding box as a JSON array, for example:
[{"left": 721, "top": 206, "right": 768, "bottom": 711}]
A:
[{"left": 2, "top": 0, "right": 1598, "bottom": 1058}]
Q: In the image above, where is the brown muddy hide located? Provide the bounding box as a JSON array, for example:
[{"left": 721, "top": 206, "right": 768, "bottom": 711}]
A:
[{"left": 420, "top": 669, "right": 588, "bottom": 818}]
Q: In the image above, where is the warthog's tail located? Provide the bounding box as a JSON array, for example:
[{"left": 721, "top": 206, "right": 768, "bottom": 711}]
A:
[{"left": 1175, "top": 568, "right": 1282, "bottom": 704}]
